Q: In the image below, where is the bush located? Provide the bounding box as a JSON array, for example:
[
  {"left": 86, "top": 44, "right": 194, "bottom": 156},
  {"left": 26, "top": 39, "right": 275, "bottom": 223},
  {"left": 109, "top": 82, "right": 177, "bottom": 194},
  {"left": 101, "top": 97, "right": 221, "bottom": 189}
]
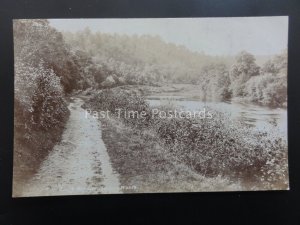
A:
[
  {"left": 15, "top": 60, "right": 69, "bottom": 133},
  {"left": 85, "top": 87, "right": 288, "bottom": 189},
  {"left": 14, "top": 59, "right": 70, "bottom": 194},
  {"left": 84, "top": 87, "right": 151, "bottom": 128},
  {"left": 245, "top": 73, "right": 287, "bottom": 107}
]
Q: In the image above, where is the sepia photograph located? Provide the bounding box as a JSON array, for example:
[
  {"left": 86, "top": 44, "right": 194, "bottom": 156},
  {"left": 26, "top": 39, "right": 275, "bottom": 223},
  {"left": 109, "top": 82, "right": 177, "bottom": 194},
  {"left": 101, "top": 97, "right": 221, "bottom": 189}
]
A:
[{"left": 13, "top": 17, "right": 288, "bottom": 197}]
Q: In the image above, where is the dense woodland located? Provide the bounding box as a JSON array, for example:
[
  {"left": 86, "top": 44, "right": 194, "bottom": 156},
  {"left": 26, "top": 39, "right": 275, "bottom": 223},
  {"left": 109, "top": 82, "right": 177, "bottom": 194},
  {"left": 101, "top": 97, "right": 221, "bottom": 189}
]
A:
[
  {"left": 13, "top": 19, "right": 288, "bottom": 191},
  {"left": 63, "top": 28, "right": 287, "bottom": 107}
]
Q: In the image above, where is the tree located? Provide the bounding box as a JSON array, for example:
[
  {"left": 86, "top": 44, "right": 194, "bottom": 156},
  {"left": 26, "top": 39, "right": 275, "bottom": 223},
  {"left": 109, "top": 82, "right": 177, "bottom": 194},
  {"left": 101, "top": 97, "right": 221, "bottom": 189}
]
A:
[
  {"left": 13, "top": 19, "right": 84, "bottom": 93},
  {"left": 230, "top": 51, "right": 260, "bottom": 97},
  {"left": 245, "top": 50, "right": 287, "bottom": 107},
  {"left": 198, "top": 63, "right": 231, "bottom": 101},
  {"left": 262, "top": 50, "right": 287, "bottom": 75},
  {"left": 245, "top": 73, "right": 287, "bottom": 107}
]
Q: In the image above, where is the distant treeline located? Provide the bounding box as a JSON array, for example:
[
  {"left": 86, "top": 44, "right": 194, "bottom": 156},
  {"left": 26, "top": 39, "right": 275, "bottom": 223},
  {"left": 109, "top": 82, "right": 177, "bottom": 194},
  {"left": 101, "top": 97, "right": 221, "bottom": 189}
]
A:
[{"left": 63, "top": 28, "right": 235, "bottom": 85}]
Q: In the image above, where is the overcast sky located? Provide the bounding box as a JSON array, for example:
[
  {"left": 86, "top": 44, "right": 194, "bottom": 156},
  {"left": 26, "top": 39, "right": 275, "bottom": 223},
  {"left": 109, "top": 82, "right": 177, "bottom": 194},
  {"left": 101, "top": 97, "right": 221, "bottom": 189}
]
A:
[{"left": 49, "top": 17, "right": 288, "bottom": 56}]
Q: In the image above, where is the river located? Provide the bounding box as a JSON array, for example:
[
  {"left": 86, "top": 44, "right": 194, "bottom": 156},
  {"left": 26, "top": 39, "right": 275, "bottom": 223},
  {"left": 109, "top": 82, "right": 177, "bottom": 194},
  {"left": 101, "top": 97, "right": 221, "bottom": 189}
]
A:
[{"left": 146, "top": 95, "right": 287, "bottom": 139}]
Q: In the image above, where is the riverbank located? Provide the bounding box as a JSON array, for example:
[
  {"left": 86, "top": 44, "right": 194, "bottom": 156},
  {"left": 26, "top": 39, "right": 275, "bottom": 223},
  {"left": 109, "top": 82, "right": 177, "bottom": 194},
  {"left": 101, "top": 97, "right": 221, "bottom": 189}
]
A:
[
  {"left": 109, "top": 84, "right": 287, "bottom": 109},
  {"left": 99, "top": 114, "right": 242, "bottom": 193},
  {"left": 83, "top": 87, "right": 289, "bottom": 191}
]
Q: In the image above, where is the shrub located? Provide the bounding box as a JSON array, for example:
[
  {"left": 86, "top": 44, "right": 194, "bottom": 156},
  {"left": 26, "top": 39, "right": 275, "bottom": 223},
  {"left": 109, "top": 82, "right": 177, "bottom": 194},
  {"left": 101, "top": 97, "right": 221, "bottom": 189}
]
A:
[
  {"left": 14, "top": 59, "right": 70, "bottom": 193},
  {"left": 15, "top": 60, "right": 69, "bottom": 133},
  {"left": 85, "top": 87, "right": 288, "bottom": 188}
]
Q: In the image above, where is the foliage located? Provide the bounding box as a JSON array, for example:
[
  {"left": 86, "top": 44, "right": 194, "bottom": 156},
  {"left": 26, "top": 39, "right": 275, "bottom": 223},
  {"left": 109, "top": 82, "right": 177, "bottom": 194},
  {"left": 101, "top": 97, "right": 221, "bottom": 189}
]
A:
[
  {"left": 13, "top": 20, "right": 76, "bottom": 188},
  {"left": 13, "top": 19, "right": 96, "bottom": 93},
  {"left": 84, "top": 87, "right": 288, "bottom": 189},
  {"left": 244, "top": 51, "right": 287, "bottom": 107},
  {"left": 13, "top": 19, "right": 288, "bottom": 191},
  {"left": 262, "top": 49, "right": 287, "bottom": 75},
  {"left": 230, "top": 51, "right": 260, "bottom": 97},
  {"left": 15, "top": 59, "right": 69, "bottom": 137},
  {"left": 198, "top": 63, "right": 232, "bottom": 101},
  {"left": 63, "top": 28, "right": 287, "bottom": 108},
  {"left": 244, "top": 73, "right": 287, "bottom": 107},
  {"left": 63, "top": 30, "right": 234, "bottom": 85}
]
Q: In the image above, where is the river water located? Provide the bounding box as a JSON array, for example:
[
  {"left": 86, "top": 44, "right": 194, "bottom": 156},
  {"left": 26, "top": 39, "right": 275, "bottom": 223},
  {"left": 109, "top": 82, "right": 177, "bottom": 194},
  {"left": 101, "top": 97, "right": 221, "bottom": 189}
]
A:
[{"left": 146, "top": 95, "right": 287, "bottom": 139}]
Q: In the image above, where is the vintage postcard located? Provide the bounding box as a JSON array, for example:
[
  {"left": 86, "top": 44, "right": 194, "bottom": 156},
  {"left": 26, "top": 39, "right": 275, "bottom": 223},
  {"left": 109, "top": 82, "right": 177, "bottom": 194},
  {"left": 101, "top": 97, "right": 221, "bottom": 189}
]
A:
[{"left": 13, "top": 17, "right": 288, "bottom": 197}]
